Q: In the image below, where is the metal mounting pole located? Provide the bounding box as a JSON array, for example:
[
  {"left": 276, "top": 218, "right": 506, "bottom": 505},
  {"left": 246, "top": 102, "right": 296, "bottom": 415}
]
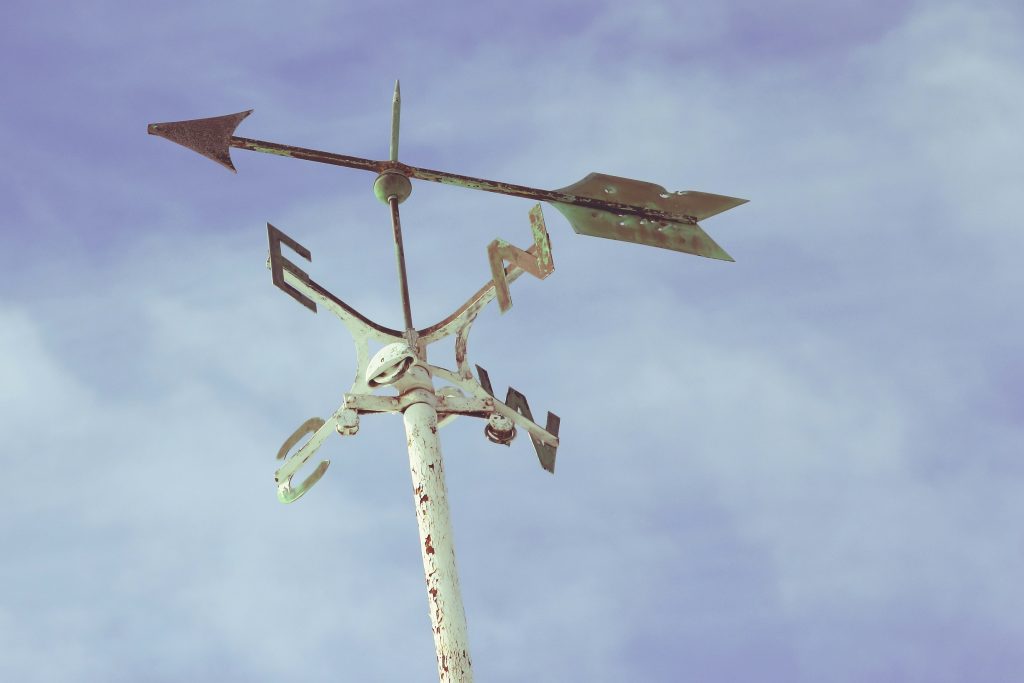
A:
[{"left": 401, "top": 365, "right": 473, "bottom": 682}]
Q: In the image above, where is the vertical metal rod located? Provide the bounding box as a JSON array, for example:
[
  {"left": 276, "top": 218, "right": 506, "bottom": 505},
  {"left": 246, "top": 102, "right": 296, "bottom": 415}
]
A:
[
  {"left": 389, "top": 196, "right": 415, "bottom": 331},
  {"left": 385, "top": 80, "right": 414, "bottom": 332},
  {"left": 403, "top": 366, "right": 473, "bottom": 682}
]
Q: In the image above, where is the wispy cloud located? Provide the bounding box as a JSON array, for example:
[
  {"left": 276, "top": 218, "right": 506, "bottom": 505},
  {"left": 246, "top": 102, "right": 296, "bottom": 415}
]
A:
[{"left": 2, "top": 0, "right": 1022, "bottom": 680}]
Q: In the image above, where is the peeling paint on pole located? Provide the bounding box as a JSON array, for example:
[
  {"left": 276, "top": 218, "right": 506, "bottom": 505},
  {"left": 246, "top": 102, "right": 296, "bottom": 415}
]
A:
[{"left": 402, "top": 368, "right": 472, "bottom": 681}]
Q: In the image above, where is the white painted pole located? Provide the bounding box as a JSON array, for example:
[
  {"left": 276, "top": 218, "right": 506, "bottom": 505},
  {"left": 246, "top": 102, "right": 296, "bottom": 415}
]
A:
[{"left": 402, "top": 365, "right": 473, "bottom": 682}]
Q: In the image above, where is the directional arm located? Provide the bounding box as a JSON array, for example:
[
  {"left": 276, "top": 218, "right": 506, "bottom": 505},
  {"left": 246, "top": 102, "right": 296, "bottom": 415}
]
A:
[
  {"left": 148, "top": 110, "right": 747, "bottom": 258},
  {"left": 427, "top": 363, "right": 560, "bottom": 451},
  {"left": 266, "top": 223, "right": 404, "bottom": 397},
  {"left": 416, "top": 224, "right": 546, "bottom": 379}
]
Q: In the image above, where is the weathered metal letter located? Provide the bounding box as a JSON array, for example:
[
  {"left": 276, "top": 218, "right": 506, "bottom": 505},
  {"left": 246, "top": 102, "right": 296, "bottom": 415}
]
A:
[
  {"left": 504, "top": 388, "right": 560, "bottom": 474},
  {"left": 274, "top": 417, "right": 331, "bottom": 503},
  {"left": 268, "top": 223, "right": 317, "bottom": 312},
  {"left": 476, "top": 365, "right": 560, "bottom": 473},
  {"left": 487, "top": 204, "right": 554, "bottom": 313}
]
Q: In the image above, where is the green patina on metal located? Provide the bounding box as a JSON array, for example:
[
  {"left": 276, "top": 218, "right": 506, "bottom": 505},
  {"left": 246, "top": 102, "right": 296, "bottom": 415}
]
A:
[
  {"left": 550, "top": 202, "right": 733, "bottom": 261},
  {"left": 530, "top": 205, "right": 554, "bottom": 269},
  {"left": 250, "top": 145, "right": 293, "bottom": 157}
]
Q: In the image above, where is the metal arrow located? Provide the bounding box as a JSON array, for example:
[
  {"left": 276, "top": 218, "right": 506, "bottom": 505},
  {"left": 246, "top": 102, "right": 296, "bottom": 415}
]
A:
[{"left": 148, "top": 107, "right": 747, "bottom": 261}]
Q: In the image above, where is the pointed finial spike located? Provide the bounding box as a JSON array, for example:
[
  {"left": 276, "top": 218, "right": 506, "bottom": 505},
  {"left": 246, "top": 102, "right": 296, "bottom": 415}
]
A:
[{"left": 390, "top": 80, "right": 402, "bottom": 161}]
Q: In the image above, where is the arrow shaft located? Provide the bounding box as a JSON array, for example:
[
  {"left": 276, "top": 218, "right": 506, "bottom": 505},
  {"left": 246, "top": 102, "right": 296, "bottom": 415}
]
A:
[
  {"left": 408, "top": 166, "right": 574, "bottom": 210},
  {"left": 411, "top": 169, "right": 697, "bottom": 224},
  {"left": 408, "top": 168, "right": 701, "bottom": 225},
  {"left": 229, "top": 136, "right": 696, "bottom": 225},
  {"left": 232, "top": 136, "right": 383, "bottom": 173}
]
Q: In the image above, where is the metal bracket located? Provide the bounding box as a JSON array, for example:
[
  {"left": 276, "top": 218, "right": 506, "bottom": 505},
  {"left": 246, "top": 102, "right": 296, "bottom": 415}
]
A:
[
  {"left": 274, "top": 407, "right": 360, "bottom": 504},
  {"left": 267, "top": 207, "right": 562, "bottom": 500}
]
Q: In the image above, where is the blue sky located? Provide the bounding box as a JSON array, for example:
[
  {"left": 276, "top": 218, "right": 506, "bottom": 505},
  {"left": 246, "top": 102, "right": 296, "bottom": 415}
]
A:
[{"left": 2, "top": 0, "right": 1022, "bottom": 680}]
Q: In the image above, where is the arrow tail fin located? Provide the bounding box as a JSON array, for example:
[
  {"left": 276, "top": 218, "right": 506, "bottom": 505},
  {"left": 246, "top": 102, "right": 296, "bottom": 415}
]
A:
[
  {"left": 551, "top": 203, "right": 734, "bottom": 261},
  {"left": 672, "top": 190, "right": 748, "bottom": 220}
]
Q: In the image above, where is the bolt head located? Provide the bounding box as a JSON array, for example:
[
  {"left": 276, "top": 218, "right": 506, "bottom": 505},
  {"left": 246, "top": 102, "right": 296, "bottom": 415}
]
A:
[{"left": 484, "top": 414, "right": 516, "bottom": 446}]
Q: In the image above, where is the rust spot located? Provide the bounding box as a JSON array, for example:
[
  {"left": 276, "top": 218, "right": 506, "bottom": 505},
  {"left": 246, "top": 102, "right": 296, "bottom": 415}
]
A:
[
  {"left": 420, "top": 493, "right": 430, "bottom": 504},
  {"left": 429, "top": 587, "right": 438, "bottom": 598},
  {"left": 147, "top": 110, "right": 251, "bottom": 172},
  {"left": 425, "top": 534, "right": 435, "bottom": 554}
]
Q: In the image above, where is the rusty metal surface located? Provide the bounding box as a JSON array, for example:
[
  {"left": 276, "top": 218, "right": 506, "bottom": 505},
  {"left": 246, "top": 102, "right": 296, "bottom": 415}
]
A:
[
  {"left": 147, "top": 110, "right": 252, "bottom": 172},
  {"left": 268, "top": 223, "right": 317, "bottom": 311},
  {"left": 416, "top": 250, "right": 533, "bottom": 370},
  {"left": 476, "top": 365, "right": 559, "bottom": 472},
  {"left": 400, "top": 164, "right": 743, "bottom": 230},
  {"left": 234, "top": 135, "right": 383, "bottom": 173},
  {"left": 265, "top": 217, "right": 559, "bottom": 453},
  {"left": 394, "top": 364, "right": 473, "bottom": 682},
  {"left": 344, "top": 393, "right": 401, "bottom": 414},
  {"left": 556, "top": 172, "right": 747, "bottom": 221},
  {"left": 429, "top": 363, "right": 559, "bottom": 452},
  {"left": 550, "top": 172, "right": 746, "bottom": 259},
  {"left": 434, "top": 394, "right": 493, "bottom": 419},
  {"left": 265, "top": 221, "right": 405, "bottom": 466},
  {"left": 551, "top": 202, "right": 733, "bottom": 260},
  {"left": 339, "top": 389, "right": 493, "bottom": 421},
  {"left": 504, "top": 388, "right": 559, "bottom": 473},
  {"left": 267, "top": 224, "right": 403, "bottom": 333},
  {"left": 268, "top": 198, "right": 558, "bottom": 672},
  {"left": 388, "top": 196, "right": 415, "bottom": 331},
  {"left": 416, "top": 207, "right": 551, "bottom": 375},
  {"left": 148, "top": 110, "right": 746, "bottom": 251},
  {"left": 487, "top": 204, "right": 554, "bottom": 312},
  {"left": 484, "top": 413, "right": 516, "bottom": 445}
]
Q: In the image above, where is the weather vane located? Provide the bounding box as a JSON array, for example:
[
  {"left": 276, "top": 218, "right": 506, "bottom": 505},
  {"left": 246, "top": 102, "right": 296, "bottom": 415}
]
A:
[{"left": 149, "top": 81, "right": 746, "bottom": 683}]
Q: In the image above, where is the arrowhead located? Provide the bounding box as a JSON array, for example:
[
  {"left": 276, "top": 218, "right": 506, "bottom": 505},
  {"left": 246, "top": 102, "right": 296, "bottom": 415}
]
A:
[{"left": 148, "top": 110, "right": 252, "bottom": 172}]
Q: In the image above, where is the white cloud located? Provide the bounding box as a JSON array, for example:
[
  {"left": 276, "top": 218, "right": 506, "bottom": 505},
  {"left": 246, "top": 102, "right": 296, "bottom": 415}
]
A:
[{"left": 4, "top": 0, "right": 1024, "bottom": 680}]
